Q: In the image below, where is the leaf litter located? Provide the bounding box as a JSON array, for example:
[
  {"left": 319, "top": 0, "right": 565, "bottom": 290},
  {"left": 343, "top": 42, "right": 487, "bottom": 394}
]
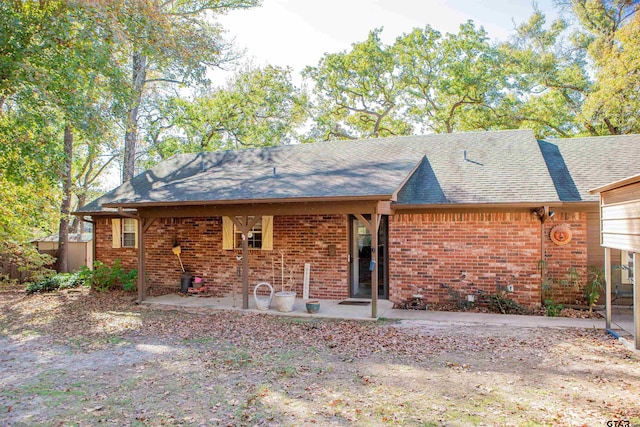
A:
[{"left": 0, "top": 284, "right": 639, "bottom": 426}]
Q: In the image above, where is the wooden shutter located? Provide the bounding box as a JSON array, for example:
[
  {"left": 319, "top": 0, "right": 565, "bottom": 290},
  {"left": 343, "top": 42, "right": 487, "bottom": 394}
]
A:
[
  {"left": 222, "top": 216, "right": 234, "bottom": 250},
  {"left": 262, "top": 216, "right": 273, "bottom": 250},
  {"left": 133, "top": 219, "right": 139, "bottom": 249},
  {"left": 111, "top": 218, "right": 121, "bottom": 249}
]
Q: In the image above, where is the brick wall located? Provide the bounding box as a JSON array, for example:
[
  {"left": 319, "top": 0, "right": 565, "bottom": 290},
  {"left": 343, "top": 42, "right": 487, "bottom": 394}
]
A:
[
  {"left": 542, "top": 212, "right": 588, "bottom": 304},
  {"left": 388, "top": 212, "right": 588, "bottom": 308},
  {"left": 95, "top": 215, "right": 349, "bottom": 299},
  {"left": 95, "top": 218, "right": 138, "bottom": 271},
  {"left": 95, "top": 211, "right": 588, "bottom": 307}
]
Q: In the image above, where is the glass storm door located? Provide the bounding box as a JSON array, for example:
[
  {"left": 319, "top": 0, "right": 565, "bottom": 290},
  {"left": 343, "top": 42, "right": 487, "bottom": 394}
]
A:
[{"left": 350, "top": 216, "right": 388, "bottom": 299}]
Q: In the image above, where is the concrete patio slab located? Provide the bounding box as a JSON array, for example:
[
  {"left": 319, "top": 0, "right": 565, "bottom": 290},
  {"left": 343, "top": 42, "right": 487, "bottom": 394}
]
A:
[{"left": 142, "top": 294, "right": 607, "bottom": 330}]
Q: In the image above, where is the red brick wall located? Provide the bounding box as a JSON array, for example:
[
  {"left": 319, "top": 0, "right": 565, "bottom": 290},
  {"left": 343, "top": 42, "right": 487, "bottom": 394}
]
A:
[
  {"left": 95, "top": 211, "right": 588, "bottom": 307},
  {"left": 388, "top": 212, "right": 588, "bottom": 308},
  {"left": 95, "top": 215, "right": 349, "bottom": 299},
  {"left": 542, "top": 212, "right": 588, "bottom": 304},
  {"left": 95, "top": 218, "right": 138, "bottom": 271}
]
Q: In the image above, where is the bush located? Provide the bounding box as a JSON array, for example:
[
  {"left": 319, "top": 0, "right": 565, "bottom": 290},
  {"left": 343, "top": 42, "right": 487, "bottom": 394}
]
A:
[
  {"left": 1, "top": 241, "right": 55, "bottom": 284},
  {"left": 80, "top": 260, "right": 137, "bottom": 292},
  {"left": 26, "top": 272, "right": 85, "bottom": 294},
  {"left": 488, "top": 293, "right": 525, "bottom": 314},
  {"left": 584, "top": 266, "right": 604, "bottom": 313},
  {"left": 544, "top": 299, "right": 564, "bottom": 317}
]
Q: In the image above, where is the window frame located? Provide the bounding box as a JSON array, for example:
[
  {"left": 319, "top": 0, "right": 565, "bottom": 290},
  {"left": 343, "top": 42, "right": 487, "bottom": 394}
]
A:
[
  {"left": 222, "top": 216, "right": 273, "bottom": 251},
  {"left": 122, "top": 218, "right": 137, "bottom": 248},
  {"left": 234, "top": 217, "right": 263, "bottom": 250},
  {"left": 111, "top": 218, "right": 138, "bottom": 249}
]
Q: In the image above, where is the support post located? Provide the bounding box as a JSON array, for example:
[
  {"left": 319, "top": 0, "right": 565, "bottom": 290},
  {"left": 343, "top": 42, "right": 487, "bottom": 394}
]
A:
[
  {"left": 229, "top": 215, "right": 261, "bottom": 310},
  {"left": 634, "top": 252, "right": 639, "bottom": 350},
  {"left": 242, "top": 232, "right": 249, "bottom": 309},
  {"left": 137, "top": 218, "right": 146, "bottom": 302},
  {"left": 605, "top": 247, "right": 612, "bottom": 330},
  {"left": 371, "top": 213, "right": 380, "bottom": 319}
]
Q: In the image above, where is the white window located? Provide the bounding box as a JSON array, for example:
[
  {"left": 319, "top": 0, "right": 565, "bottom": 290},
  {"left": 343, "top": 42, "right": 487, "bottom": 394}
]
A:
[
  {"left": 111, "top": 218, "right": 138, "bottom": 249},
  {"left": 122, "top": 218, "right": 137, "bottom": 248},
  {"left": 222, "top": 216, "right": 273, "bottom": 250},
  {"left": 234, "top": 217, "right": 262, "bottom": 249}
]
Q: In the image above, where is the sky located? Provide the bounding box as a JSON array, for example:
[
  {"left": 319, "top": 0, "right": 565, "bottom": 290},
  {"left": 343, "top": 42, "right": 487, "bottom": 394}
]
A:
[{"left": 213, "top": 0, "right": 560, "bottom": 81}]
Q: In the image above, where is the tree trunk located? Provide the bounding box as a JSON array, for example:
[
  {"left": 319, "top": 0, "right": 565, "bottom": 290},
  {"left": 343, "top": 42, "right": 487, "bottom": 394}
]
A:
[
  {"left": 70, "top": 192, "right": 87, "bottom": 234},
  {"left": 123, "top": 51, "right": 147, "bottom": 182},
  {"left": 57, "top": 124, "right": 73, "bottom": 273}
]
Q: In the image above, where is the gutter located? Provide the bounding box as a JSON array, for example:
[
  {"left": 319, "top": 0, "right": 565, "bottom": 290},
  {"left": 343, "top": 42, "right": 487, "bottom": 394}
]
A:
[
  {"left": 392, "top": 201, "right": 599, "bottom": 213},
  {"left": 102, "top": 194, "right": 393, "bottom": 209}
]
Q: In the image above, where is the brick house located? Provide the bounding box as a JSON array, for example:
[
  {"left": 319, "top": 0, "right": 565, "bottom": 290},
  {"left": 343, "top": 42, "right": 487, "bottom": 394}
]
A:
[{"left": 76, "top": 130, "right": 640, "bottom": 316}]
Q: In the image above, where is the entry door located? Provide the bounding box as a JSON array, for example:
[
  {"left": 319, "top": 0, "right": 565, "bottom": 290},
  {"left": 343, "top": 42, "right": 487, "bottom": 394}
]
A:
[{"left": 350, "top": 216, "right": 388, "bottom": 299}]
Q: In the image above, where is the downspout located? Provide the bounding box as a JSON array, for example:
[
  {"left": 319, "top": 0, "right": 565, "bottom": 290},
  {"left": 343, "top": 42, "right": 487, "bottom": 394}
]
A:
[{"left": 534, "top": 206, "right": 551, "bottom": 305}]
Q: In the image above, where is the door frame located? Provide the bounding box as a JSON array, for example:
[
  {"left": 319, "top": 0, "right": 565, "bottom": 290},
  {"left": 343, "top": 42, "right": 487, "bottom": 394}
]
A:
[{"left": 349, "top": 215, "right": 388, "bottom": 299}]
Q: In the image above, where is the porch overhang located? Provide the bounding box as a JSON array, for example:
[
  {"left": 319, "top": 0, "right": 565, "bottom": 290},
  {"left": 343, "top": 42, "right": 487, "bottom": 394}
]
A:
[
  {"left": 108, "top": 196, "right": 392, "bottom": 319},
  {"left": 104, "top": 198, "right": 393, "bottom": 218}
]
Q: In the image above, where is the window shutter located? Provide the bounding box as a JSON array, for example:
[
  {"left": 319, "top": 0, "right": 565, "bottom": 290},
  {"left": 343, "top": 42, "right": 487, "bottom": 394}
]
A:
[
  {"left": 262, "top": 216, "right": 273, "bottom": 250},
  {"left": 111, "top": 218, "right": 121, "bottom": 249},
  {"left": 134, "top": 219, "right": 139, "bottom": 249},
  {"left": 222, "top": 216, "right": 234, "bottom": 250}
]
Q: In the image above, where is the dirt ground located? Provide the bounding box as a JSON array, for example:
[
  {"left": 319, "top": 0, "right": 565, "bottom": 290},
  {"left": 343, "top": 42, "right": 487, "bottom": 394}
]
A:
[{"left": 1, "top": 285, "right": 639, "bottom": 427}]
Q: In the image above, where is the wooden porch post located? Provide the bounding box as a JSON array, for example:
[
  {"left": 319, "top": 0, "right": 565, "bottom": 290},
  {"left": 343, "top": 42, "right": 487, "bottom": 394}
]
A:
[
  {"left": 354, "top": 213, "right": 380, "bottom": 319},
  {"left": 371, "top": 213, "right": 380, "bottom": 319},
  {"left": 604, "top": 247, "right": 612, "bottom": 330},
  {"left": 137, "top": 217, "right": 155, "bottom": 302},
  {"left": 633, "top": 252, "right": 640, "bottom": 350},
  {"left": 241, "top": 232, "right": 249, "bottom": 309},
  {"left": 137, "top": 218, "right": 146, "bottom": 302},
  {"left": 229, "top": 215, "right": 261, "bottom": 310}
]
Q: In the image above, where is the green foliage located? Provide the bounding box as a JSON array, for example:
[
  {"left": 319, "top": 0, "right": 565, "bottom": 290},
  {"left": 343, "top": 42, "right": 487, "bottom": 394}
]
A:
[
  {"left": 497, "top": 11, "right": 590, "bottom": 137},
  {"left": 80, "top": 260, "right": 137, "bottom": 293},
  {"left": 26, "top": 272, "right": 84, "bottom": 295},
  {"left": 0, "top": 1, "right": 129, "bottom": 244},
  {"left": 303, "top": 29, "right": 411, "bottom": 140},
  {"left": 117, "top": 0, "right": 261, "bottom": 180},
  {"left": 488, "top": 293, "right": 525, "bottom": 315},
  {"left": 0, "top": 241, "right": 55, "bottom": 285},
  {"left": 146, "top": 65, "right": 308, "bottom": 162},
  {"left": 543, "top": 299, "right": 564, "bottom": 317},
  {"left": 579, "top": 10, "right": 640, "bottom": 134},
  {"left": 394, "top": 22, "right": 507, "bottom": 134},
  {"left": 584, "top": 266, "right": 604, "bottom": 313},
  {"left": 539, "top": 262, "right": 582, "bottom": 316}
]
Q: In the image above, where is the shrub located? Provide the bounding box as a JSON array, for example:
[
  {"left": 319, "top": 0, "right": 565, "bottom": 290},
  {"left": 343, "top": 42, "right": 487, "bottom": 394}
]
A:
[
  {"left": 584, "top": 266, "right": 604, "bottom": 313},
  {"left": 1, "top": 241, "right": 55, "bottom": 285},
  {"left": 80, "top": 260, "right": 137, "bottom": 292},
  {"left": 488, "top": 293, "right": 525, "bottom": 314},
  {"left": 543, "top": 299, "right": 564, "bottom": 317},
  {"left": 26, "top": 272, "right": 85, "bottom": 294}
]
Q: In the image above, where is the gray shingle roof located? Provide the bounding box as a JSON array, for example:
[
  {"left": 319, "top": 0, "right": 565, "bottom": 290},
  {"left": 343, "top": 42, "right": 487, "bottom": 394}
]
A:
[
  {"left": 394, "top": 129, "right": 558, "bottom": 204},
  {"left": 539, "top": 134, "right": 640, "bottom": 202},
  {"left": 78, "top": 129, "right": 640, "bottom": 214}
]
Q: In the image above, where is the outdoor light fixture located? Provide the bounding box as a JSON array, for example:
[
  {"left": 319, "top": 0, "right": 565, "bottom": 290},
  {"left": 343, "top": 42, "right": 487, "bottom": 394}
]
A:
[{"left": 533, "top": 206, "right": 554, "bottom": 223}]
